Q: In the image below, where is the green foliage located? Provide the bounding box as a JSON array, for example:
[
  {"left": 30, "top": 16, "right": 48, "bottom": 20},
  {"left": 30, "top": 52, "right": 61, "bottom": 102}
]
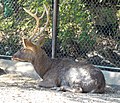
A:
[
  {"left": 0, "top": 0, "right": 119, "bottom": 58},
  {"left": 3, "top": 0, "right": 14, "bottom": 17},
  {"left": 0, "top": 0, "right": 104, "bottom": 56},
  {"left": 0, "top": 0, "right": 50, "bottom": 55},
  {"left": 0, "top": 33, "right": 21, "bottom": 55},
  {"left": 58, "top": 0, "right": 96, "bottom": 57}
]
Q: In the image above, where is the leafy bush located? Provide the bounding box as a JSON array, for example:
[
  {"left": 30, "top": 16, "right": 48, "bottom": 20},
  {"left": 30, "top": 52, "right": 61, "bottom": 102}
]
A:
[
  {"left": 58, "top": 0, "right": 96, "bottom": 58},
  {"left": 0, "top": 0, "right": 119, "bottom": 60}
]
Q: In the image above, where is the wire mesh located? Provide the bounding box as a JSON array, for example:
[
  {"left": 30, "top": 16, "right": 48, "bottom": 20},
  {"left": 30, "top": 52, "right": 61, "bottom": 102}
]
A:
[
  {"left": 57, "top": 0, "right": 120, "bottom": 68},
  {"left": 0, "top": 0, "right": 119, "bottom": 68}
]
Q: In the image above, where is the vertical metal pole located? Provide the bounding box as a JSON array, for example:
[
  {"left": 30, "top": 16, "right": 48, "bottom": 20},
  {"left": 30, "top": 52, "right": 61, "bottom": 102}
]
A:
[{"left": 52, "top": 0, "right": 59, "bottom": 58}]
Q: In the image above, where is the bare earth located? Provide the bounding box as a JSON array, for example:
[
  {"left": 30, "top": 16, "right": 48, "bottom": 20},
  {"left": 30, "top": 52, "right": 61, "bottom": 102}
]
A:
[{"left": 0, "top": 73, "right": 120, "bottom": 103}]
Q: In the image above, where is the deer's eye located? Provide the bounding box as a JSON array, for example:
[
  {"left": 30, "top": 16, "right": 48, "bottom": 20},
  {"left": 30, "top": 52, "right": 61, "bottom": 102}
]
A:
[
  {"left": 23, "top": 49, "right": 26, "bottom": 52},
  {"left": 20, "top": 48, "right": 26, "bottom": 52}
]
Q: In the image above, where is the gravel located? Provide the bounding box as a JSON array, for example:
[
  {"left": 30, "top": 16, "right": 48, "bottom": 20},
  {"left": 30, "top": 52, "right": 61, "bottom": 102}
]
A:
[{"left": 0, "top": 73, "right": 120, "bottom": 103}]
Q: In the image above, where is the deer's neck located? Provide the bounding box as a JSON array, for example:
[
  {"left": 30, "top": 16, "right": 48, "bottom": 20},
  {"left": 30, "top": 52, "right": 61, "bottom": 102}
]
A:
[{"left": 32, "top": 50, "right": 52, "bottom": 78}]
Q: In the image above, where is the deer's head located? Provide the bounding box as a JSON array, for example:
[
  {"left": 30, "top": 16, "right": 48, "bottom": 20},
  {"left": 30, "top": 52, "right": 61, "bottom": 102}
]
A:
[{"left": 12, "top": 4, "right": 50, "bottom": 63}]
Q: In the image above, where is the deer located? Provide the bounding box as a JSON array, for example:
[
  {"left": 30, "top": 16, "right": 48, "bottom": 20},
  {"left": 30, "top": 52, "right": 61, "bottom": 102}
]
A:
[{"left": 12, "top": 4, "right": 106, "bottom": 93}]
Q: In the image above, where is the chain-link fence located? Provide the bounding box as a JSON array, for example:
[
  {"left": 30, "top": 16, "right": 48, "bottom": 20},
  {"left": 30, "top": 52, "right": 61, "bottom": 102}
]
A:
[{"left": 0, "top": 0, "right": 120, "bottom": 68}]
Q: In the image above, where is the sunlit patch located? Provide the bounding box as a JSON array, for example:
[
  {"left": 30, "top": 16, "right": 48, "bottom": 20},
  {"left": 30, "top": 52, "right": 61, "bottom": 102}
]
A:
[{"left": 68, "top": 67, "right": 92, "bottom": 84}]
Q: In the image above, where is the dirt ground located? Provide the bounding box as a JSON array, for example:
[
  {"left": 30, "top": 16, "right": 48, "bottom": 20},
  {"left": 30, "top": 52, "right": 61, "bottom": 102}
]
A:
[{"left": 0, "top": 73, "right": 120, "bottom": 103}]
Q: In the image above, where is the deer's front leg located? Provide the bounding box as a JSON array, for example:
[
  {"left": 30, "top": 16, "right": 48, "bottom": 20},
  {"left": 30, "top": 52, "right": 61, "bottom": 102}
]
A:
[{"left": 38, "top": 80, "right": 57, "bottom": 88}]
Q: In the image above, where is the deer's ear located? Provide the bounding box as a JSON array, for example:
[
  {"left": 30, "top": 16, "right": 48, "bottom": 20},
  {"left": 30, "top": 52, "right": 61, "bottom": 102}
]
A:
[
  {"left": 37, "top": 35, "right": 46, "bottom": 47},
  {"left": 22, "top": 38, "right": 37, "bottom": 52}
]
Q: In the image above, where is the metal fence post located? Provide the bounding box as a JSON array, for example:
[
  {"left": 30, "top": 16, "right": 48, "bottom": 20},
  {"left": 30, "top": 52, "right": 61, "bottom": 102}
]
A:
[{"left": 52, "top": 0, "right": 59, "bottom": 59}]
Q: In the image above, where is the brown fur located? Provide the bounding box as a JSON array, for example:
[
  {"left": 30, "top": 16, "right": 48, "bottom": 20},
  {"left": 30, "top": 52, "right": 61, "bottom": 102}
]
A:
[{"left": 12, "top": 39, "right": 106, "bottom": 93}]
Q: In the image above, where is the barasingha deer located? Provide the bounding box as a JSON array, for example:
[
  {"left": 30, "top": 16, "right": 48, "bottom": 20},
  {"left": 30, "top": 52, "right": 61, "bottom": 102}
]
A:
[{"left": 12, "top": 4, "right": 106, "bottom": 93}]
